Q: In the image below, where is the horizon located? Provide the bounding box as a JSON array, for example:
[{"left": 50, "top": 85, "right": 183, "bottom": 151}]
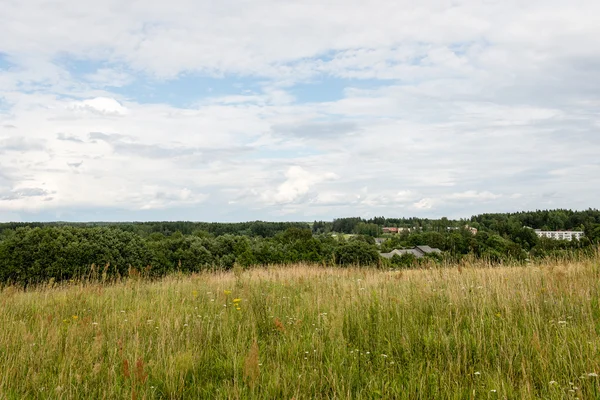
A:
[
  {"left": 2, "top": 0, "right": 600, "bottom": 222},
  {"left": 1, "top": 206, "right": 597, "bottom": 225}
]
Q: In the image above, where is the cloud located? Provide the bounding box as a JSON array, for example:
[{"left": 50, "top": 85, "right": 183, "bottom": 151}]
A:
[
  {"left": 445, "top": 191, "right": 502, "bottom": 201},
  {"left": 413, "top": 198, "right": 435, "bottom": 210},
  {"left": 84, "top": 68, "right": 133, "bottom": 88},
  {"left": 262, "top": 166, "right": 339, "bottom": 205},
  {"left": 138, "top": 188, "right": 208, "bottom": 210},
  {"left": 0, "top": 0, "right": 600, "bottom": 221},
  {"left": 272, "top": 121, "right": 359, "bottom": 139},
  {"left": 1, "top": 187, "right": 50, "bottom": 201},
  {"left": 67, "top": 161, "right": 83, "bottom": 168},
  {"left": 0, "top": 136, "right": 45, "bottom": 152},
  {"left": 57, "top": 133, "right": 85, "bottom": 143},
  {"left": 70, "top": 97, "right": 128, "bottom": 116}
]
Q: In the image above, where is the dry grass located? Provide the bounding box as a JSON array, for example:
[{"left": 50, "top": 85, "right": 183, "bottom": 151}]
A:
[{"left": 1, "top": 257, "right": 600, "bottom": 399}]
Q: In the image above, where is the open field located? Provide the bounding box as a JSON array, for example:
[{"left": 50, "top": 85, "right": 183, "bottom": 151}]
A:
[{"left": 2, "top": 257, "right": 600, "bottom": 399}]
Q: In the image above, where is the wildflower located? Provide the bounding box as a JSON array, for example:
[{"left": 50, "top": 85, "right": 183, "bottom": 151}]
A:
[
  {"left": 192, "top": 290, "right": 198, "bottom": 297},
  {"left": 496, "top": 313, "right": 501, "bottom": 318},
  {"left": 224, "top": 290, "right": 232, "bottom": 295},
  {"left": 72, "top": 315, "right": 78, "bottom": 320},
  {"left": 236, "top": 307, "right": 241, "bottom": 311},
  {"left": 490, "top": 390, "right": 497, "bottom": 393},
  {"left": 474, "top": 371, "right": 481, "bottom": 376},
  {"left": 588, "top": 372, "right": 599, "bottom": 377},
  {"left": 233, "top": 298, "right": 242, "bottom": 303},
  {"left": 381, "top": 354, "right": 388, "bottom": 358},
  {"left": 558, "top": 320, "right": 567, "bottom": 325}
]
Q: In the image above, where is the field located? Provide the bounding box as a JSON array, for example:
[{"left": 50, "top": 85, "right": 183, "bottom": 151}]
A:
[{"left": 2, "top": 256, "right": 600, "bottom": 399}]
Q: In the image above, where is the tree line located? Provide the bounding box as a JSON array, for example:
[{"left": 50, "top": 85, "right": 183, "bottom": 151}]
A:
[{"left": 1, "top": 209, "right": 599, "bottom": 284}]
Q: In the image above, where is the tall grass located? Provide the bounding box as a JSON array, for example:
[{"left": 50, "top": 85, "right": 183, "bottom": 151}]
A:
[{"left": 1, "top": 255, "right": 600, "bottom": 399}]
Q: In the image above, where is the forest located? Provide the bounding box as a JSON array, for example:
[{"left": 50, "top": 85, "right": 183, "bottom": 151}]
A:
[{"left": 0, "top": 209, "right": 599, "bottom": 284}]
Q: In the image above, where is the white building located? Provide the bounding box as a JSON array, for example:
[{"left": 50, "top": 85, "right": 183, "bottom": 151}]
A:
[{"left": 534, "top": 230, "right": 584, "bottom": 241}]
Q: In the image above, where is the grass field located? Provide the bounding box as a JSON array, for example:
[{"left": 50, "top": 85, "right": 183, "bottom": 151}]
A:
[{"left": 2, "top": 255, "right": 600, "bottom": 399}]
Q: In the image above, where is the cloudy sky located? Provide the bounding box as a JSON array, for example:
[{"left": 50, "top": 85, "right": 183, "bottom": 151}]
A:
[{"left": 1, "top": 0, "right": 599, "bottom": 222}]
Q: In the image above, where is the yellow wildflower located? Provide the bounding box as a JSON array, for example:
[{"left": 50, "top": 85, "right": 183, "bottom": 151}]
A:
[
  {"left": 233, "top": 298, "right": 242, "bottom": 303},
  {"left": 224, "top": 290, "right": 232, "bottom": 296},
  {"left": 72, "top": 315, "right": 78, "bottom": 320}
]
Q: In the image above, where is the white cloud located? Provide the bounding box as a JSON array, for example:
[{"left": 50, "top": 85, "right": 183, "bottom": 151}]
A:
[
  {"left": 263, "top": 166, "right": 339, "bottom": 205},
  {"left": 1, "top": 0, "right": 600, "bottom": 221},
  {"left": 445, "top": 191, "right": 502, "bottom": 201},
  {"left": 414, "top": 198, "right": 435, "bottom": 210},
  {"left": 71, "top": 97, "right": 129, "bottom": 115}
]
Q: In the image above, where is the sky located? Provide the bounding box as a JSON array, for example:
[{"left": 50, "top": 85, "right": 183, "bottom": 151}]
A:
[{"left": 0, "top": 0, "right": 599, "bottom": 222}]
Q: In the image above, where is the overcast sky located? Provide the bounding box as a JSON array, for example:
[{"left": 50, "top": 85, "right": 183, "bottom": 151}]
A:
[{"left": 1, "top": 0, "right": 599, "bottom": 222}]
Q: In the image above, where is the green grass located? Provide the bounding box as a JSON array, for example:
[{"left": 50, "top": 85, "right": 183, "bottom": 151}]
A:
[{"left": 2, "top": 256, "right": 600, "bottom": 399}]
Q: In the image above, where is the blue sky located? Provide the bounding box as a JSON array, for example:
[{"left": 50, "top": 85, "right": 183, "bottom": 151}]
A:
[{"left": 1, "top": 0, "right": 600, "bottom": 222}]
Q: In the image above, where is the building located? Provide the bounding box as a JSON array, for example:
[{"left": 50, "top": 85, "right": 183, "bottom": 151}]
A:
[
  {"left": 382, "top": 227, "right": 410, "bottom": 234},
  {"left": 534, "top": 230, "right": 584, "bottom": 241},
  {"left": 446, "top": 225, "right": 478, "bottom": 235},
  {"left": 380, "top": 245, "right": 442, "bottom": 259}
]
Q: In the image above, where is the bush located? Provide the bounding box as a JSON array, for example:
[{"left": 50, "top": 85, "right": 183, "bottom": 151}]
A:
[
  {"left": 334, "top": 241, "right": 380, "bottom": 266},
  {"left": 0, "top": 227, "right": 153, "bottom": 284},
  {"left": 391, "top": 253, "right": 417, "bottom": 268}
]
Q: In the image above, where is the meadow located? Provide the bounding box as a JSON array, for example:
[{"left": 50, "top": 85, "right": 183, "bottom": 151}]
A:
[{"left": 1, "top": 255, "right": 600, "bottom": 399}]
